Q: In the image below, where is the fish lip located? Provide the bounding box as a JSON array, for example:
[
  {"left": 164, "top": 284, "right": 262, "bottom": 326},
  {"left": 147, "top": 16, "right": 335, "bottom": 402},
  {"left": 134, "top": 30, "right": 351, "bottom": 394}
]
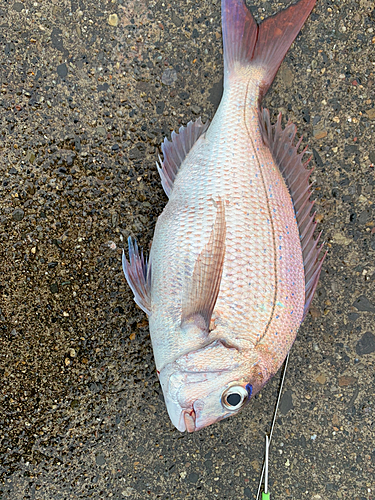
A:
[
  {"left": 182, "top": 399, "right": 206, "bottom": 432},
  {"left": 182, "top": 409, "right": 196, "bottom": 433}
]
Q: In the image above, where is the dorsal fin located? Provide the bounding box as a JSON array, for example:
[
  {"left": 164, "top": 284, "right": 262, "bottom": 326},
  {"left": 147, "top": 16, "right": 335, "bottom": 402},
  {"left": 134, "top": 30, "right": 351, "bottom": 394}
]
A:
[
  {"left": 157, "top": 117, "right": 209, "bottom": 198},
  {"left": 181, "top": 200, "right": 226, "bottom": 331},
  {"left": 122, "top": 237, "right": 152, "bottom": 315},
  {"left": 259, "top": 109, "right": 327, "bottom": 320}
]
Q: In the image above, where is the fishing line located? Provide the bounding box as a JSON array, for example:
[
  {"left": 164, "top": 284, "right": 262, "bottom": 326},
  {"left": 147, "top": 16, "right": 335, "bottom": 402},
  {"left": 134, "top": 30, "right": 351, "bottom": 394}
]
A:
[{"left": 255, "top": 351, "right": 290, "bottom": 500}]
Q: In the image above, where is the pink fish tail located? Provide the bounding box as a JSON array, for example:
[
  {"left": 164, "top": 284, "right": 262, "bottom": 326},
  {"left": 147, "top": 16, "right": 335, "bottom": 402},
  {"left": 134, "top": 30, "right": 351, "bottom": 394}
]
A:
[{"left": 222, "top": 0, "right": 316, "bottom": 99}]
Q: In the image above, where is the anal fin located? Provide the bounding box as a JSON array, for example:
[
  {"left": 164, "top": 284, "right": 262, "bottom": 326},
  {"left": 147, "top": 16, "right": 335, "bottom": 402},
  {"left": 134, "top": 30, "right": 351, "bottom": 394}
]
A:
[
  {"left": 181, "top": 200, "right": 226, "bottom": 331},
  {"left": 122, "top": 237, "right": 152, "bottom": 316}
]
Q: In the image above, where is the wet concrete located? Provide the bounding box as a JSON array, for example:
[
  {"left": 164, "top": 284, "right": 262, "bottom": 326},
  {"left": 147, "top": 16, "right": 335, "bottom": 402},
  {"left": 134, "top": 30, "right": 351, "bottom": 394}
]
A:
[{"left": 0, "top": 0, "right": 374, "bottom": 498}]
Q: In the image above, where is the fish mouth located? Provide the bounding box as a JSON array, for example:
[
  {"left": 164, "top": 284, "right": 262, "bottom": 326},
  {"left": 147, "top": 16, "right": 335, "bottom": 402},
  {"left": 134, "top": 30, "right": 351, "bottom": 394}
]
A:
[
  {"left": 180, "top": 399, "right": 206, "bottom": 432},
  {"left": 181, "top": 402, "right": 227, "bottom": 432},
  {"left": 164, "top": 397, "right": 198, "bottom": 432},
  {"left": 182, "top": 409, "right": 196, "bottom": 433}
]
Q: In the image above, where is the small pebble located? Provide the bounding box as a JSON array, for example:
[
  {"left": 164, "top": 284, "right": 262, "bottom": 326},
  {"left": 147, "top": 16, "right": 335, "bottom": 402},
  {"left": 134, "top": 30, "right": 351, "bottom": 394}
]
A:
[
  {"left": 12, "top": 2, "right": 24, "bottom": 12},
  {"left": 278, "top": 64, "right": 294, "bottom": 87},
  {"left": 12, "top": 208, "right": 24, "bottom": 221},
  {"left": 313, "top": 125, "right": 327, "bottom": 139},
  {"left": 190, "top": 105, "right": 201, "bottom": 115},
  {"left": 332, "top": 233, "right": 351, "bottom": 246},
  {"left": 96, "top": 126, "right": 106, "bottom": 136},
  {"left": 95, "top": 453, "right": 106, "bottom": 465},
  {"left": 162, "top": 68, "right": 177, "bottom": 86},
  {"left": 338, "top": 376, "right": 356, "bottom": 387},
  {"left": 356, "top": 331, "right": 375, "bottom": 355},
  {"left": 108, "top": 14, "right": 119, "bottom": 27},
  {"left": 57, "top": 63, "right": 68, "bottom": 78}
]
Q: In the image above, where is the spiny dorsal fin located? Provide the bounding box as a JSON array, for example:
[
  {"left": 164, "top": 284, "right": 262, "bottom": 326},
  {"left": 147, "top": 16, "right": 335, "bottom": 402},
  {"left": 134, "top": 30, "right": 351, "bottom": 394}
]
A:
[
  {"left": 259, "top": 109, "right": 327, "bottom": 320},
  {"left": 181, "top": 200, "right": 226, "bottom": 331},
  {"left": 157, "top": 117, "right": 209, "bottom": 198},
  {"left": 122, "top": 237, "right": 152, "bottom": 315}
]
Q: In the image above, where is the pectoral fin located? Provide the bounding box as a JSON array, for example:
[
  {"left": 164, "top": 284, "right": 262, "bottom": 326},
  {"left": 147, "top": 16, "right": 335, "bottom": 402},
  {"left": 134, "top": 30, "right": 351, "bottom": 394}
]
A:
[
  {"left": 122, "top": 237, "right": 152, "bottom": 316},
  {"left": 181, "top": 200, "right": 226, "bottom": 331}
]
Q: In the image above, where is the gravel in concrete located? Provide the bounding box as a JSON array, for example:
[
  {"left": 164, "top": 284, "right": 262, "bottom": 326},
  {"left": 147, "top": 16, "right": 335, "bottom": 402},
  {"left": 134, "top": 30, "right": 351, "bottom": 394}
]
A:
[{"left": 0, "top": 0, "right": 374, "bottom": 498}]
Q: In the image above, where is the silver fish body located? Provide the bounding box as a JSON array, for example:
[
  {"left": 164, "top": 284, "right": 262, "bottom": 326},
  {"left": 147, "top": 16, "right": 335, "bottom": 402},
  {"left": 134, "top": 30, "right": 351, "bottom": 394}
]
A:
[{"left": 123, "top": 0, "right": 325, "bottom": 432}]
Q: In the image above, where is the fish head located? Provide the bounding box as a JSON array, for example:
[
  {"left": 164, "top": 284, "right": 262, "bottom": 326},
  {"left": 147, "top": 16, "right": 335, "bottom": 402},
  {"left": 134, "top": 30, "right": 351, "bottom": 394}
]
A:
[{"left": 159, "top": 339, "right": 271, "bottom": 432}]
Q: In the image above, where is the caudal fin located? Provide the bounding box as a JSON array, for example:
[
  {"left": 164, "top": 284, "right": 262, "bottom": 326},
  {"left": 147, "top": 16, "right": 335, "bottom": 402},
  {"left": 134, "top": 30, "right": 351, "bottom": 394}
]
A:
[{"left": 222, "top": 0, "right": 316, "bottom": 98}]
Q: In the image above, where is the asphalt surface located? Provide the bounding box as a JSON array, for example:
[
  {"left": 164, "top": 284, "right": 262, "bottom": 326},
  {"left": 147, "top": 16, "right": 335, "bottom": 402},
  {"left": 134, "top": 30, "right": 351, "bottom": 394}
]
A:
[{"left": 0, "top": 0, "right": 374, "bottom": 499}]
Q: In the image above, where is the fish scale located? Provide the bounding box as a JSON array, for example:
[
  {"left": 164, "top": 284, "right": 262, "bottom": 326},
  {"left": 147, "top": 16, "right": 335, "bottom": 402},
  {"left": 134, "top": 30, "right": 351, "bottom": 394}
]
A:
[
  {"left": 123, "top": 0, "right": 325, "bottom": 432},
  {"left": 151, "top": 74, "right": 304, "bottom": 359}
]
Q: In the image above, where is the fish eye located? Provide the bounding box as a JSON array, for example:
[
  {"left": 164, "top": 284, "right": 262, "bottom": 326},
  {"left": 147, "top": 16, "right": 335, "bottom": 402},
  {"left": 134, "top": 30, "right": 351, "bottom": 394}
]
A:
[{"left": 222, "top": 385, "right": 249, "bottom": 411}]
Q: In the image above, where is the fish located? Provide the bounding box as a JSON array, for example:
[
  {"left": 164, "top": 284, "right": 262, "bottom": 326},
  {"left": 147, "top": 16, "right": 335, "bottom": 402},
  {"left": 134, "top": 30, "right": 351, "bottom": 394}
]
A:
[{"left": 123, "top": 0, "right": 326, "bottom": 432}]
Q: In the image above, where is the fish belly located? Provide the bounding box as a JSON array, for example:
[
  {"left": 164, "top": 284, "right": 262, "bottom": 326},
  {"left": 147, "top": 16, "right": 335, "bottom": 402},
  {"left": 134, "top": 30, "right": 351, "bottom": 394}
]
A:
[{"left": 149, "top": 75, "right": 305, "bottom": 373}]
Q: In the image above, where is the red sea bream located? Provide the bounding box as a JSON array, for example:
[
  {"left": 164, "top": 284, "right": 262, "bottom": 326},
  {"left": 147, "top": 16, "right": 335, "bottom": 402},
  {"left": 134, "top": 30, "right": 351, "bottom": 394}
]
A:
[{"left": 123, "top": 0, "right": 326, "bottom": 432}]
